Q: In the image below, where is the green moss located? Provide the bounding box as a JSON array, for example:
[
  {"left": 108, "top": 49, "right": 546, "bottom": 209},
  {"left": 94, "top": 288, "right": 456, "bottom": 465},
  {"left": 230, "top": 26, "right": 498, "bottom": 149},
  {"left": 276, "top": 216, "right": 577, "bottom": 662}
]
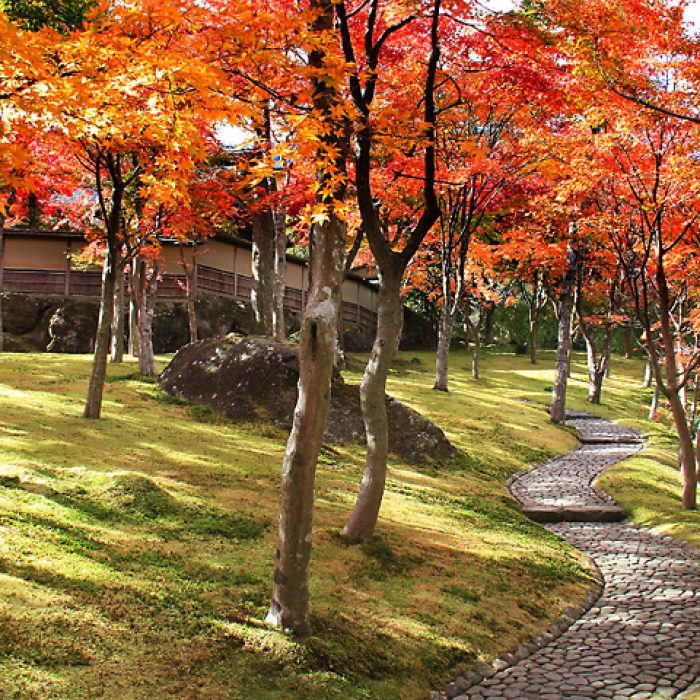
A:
[{"left": 0, "top": 350, "right": 629, "bottom": 699}]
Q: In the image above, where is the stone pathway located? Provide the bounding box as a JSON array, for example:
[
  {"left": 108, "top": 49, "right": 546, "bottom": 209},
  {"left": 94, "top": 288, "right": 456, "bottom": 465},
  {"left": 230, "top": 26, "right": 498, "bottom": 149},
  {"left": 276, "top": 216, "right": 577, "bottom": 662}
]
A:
[{"left": 446, "top": 413, "right": 700, "bottom": 700}]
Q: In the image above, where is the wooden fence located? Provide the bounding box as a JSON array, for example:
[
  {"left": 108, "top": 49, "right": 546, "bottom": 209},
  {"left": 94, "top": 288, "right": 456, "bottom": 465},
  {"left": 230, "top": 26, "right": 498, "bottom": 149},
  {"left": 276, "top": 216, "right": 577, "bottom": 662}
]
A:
[{"left": 2, "top": 264, "right": 377, "bottom": 330}]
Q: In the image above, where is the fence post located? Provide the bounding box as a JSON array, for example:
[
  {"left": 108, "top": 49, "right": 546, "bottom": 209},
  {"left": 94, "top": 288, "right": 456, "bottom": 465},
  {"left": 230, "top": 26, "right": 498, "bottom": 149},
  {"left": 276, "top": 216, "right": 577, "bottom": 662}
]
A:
[{"left": 64, "top": 244, "right": 71, "bottom": 296}]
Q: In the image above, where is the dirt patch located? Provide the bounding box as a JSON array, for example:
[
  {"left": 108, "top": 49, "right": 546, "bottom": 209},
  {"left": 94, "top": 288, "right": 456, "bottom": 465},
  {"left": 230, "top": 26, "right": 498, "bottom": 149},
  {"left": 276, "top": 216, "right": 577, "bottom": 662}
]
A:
[{"left": 159, "top": 335, "right": 456, "bottom": 464}]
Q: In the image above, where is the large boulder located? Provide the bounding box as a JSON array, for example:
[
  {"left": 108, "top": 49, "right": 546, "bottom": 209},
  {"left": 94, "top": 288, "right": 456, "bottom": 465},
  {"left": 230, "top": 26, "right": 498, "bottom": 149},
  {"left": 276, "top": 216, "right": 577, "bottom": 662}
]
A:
[
  {"left": 47, "top": 300, "right": 99, "bottom": 353},
  {"left": 159, "top": 335, "right": 456, "bottom": 464}
]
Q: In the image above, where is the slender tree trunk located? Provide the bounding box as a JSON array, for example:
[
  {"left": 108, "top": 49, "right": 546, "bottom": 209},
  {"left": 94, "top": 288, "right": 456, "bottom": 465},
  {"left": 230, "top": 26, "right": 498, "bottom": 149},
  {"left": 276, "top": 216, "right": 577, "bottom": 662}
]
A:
[
  {"left": 342, "top": 270, "right": 403, "bottom": 542},
  {"left": 138, "top": 258, "right": 159, "bottom": 377},
  {"left": 129, "top": 258, "right": 141, "bottom": 357},
  {"left": 0, "top": 212, "right": 4, "bottom": 353},
  {"left": 251, "top": 205, "right": 276, "bottom": 336},
  {"left": 665, "top": 386, "right": 697, "bottom": 509},
  {"left": 691, "top": 378, "right": 699, "bottom": 429},
  {"left": 110, "top": 270, "right": 125, "bottom": 363},
  {"left": 266, "top": 0, "right": 348, "bottom": 636},
  {"left": 185, "top": 263, "right": 197, "bottom": 344},
  {"left": 529, "top": 313, "right": 538, "bottom": 364},
  {"left": 551, "top": 239, "right": 578, "bottom": 424},
  {"left": 267, "top": 213, "right": 347, "bottom": 635},
  {"left": 472, "top": 306, "right": 482, "bottom": 380},
  {"left": 84, "top": 248, "right": 118, "bottom": 418},
  {"left": 463, "top": 312, "right": 471, "bottom": 355},
  {"left": 434, "top": 303, "right": 455, "bottom": 391},
  {"left": 655, "top": 262, "right": 697, "bottom": 509},
  {"left": 580, "top": 323, "right": 612, "bottom": 405},
  {"left": 643, "top": 356, "right": 653, "bottom": 388},
  {"left": 625, "top": 324, "right": 633, "bottom": 358},
  {"left": 273, "top": 208, "right": 287, "bottom": 341},
  {"left": 483, "top": 303, "right": 495, "bottom": 345},
  {"left": 649, "top": 381, "right": 660, "bottom": 420}
]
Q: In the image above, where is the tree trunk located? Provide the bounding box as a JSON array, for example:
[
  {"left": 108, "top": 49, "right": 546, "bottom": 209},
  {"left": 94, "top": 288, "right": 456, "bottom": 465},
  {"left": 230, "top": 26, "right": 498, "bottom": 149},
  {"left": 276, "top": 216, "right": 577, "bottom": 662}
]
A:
[
  {"left": 138, "top": 257, "right": 159, "bottom": 377},
  {"left": 129, "top": 258, "right": 141, "bottom": 358},
  {"left": 251, "top": 205, "right": 276, "bottom": 336},
  {"left": 483, "top": 304, "right": 495, "bottom": 345},
  {"left": 110, "top": 270, "right": 125, "bottom": 363},
  {"left": 551, "top": 240, "right": 578, "bottom": 424},
  {"left": 342, "top": 270, "right": 403, "bottom": 542},
  {"left": 273, "top": 208, "right": 287, "bottom": 341},
  {"left": 186, "top": 264, "right": 197, "bottom": 344},
  {"left": 649, "top": 381, "right": 660, "bottom": 420},
  {"left": 665, "top": 386, "right": 697, "bottom": 509},
  {"left": 434, "top": 303, "right": 455, "bottom": 391},
  {"left": 655, "top": 261, "right": 697, "bottom": 509},
  {"left": 84, "top": 249, "right": 118, "bottom": 418},
  {"left": 472, "top": 307, "right": 482, "bottom": 380},
  {"left": 529, "top": 314, "right": 538, "bottom": 364},
  {"left": 0, "top": 212, "right": 4, "bottom": 353},
  {"left": 580, "top": 320, "right": 612, "bottom": 405},
  {"left": 625, "top": 324, "right": 633, "bottom": 358},
  {"left": 266, "top": 0, "right": 348, "bottom": 636},
  {"left": 267, "top": 213, "right": 347, "bottom": 635},
  {"left": 643, "top": 356, "right": 653, "bottom": 388},
  {"left": 463, "top": 312, "right": 471, "bottom": 355}
]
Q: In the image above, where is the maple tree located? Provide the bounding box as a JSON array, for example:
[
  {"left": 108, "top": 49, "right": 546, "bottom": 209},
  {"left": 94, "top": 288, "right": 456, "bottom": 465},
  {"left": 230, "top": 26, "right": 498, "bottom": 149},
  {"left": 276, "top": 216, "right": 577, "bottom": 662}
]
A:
[
  {"left": 30, "top": 0, "right": 227, "bottom": 416},
  {"left": 335, "top": 0, "right": 443, "bottom": 543},
  {"left": 585, "top": 112, "right": 700, "bottom": 508},
  {"left": 258, "top": 0, "right": 351, "bottom": 635}
]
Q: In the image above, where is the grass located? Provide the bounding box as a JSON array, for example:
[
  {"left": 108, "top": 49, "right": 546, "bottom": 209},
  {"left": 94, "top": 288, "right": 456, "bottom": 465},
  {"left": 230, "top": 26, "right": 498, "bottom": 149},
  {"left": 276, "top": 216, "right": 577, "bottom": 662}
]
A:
[{"left": 0, "top": 347, "right": 694, "bottom": 699}]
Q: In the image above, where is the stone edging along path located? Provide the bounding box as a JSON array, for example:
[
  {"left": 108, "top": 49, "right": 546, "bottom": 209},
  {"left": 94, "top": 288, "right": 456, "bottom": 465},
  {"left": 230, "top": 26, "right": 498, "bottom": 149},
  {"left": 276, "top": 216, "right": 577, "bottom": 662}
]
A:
[{"left": 434, "top": 411, "right": 700, "bottom": 700}]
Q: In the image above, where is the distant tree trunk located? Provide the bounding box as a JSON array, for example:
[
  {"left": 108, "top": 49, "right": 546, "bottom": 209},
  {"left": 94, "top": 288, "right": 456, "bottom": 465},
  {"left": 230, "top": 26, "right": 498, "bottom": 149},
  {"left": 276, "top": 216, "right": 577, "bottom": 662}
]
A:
[
  {"left": 654, "top": 263, "right": 697, "bottom": 509},
  {"left": 463, "top": 312, "right": 471, "bottom": 355},
  {"left": 85, "top": 166, "right": 124, "bottom": 420},
  {"left": 434, "top": 303, "right": 455, "bottom": 391},
  {"left": 110, "top": 270, "right": 125, "bottom": 363},
  {"left": 643, "top": 356, "right": 653, "bottom": 388},
  {"left": 266, "top": 0, "right": 349, "bottom": 637},
  {"left": 483, "top": 303, "right": 495, "bottom": 345},
  {"left": 273, "top": 208, "right": 287, "bottom": 340},
  {"left": 0, "top": 190, "right": 16, "bottom": 353},
  {"left": 179, "top": 247, "right": 198, "bottom": 344},
  {"left": 577, "top": 283, "right": 613, "bottom": 404},
  {"left": 185, "top": 267, "right": 197, "bottom": 344},
  {"left": 529, "top": 314, "right": 538, "bottom": 364},
  {"left": 472, "top": 306, "right": 482, "bottom": 380},
  {"left": 625, "top": 324, "right": 633, "bottom": 358},
  {"left": 129, "top": 258, "right": 141, "bottom": 357},
  {"left": 251, "top": 203, "right": 276, "bottom": 336},
  {"left": 648, "top": 380, "right": 660, "bottom": 420},
  {"left": 138, "top": 257, "right": 159, "bottom": 377},
  {"left": 582, "top": 325, "right": 612, "bottom": 404},
  {"left": 567, "top": 322, "right": 575, "bottom": 379},
  {"left": 85, "top": 245, "right": 118, "bottom": 418},
  {"left": 0, "top": 210, "right": 5, "bottom": 353},
  {"left": 551, "top": 238, "right": 578, "bottom": 424},
  {"left": 342, "top": 269, "right": 403, "bottom": 542}
]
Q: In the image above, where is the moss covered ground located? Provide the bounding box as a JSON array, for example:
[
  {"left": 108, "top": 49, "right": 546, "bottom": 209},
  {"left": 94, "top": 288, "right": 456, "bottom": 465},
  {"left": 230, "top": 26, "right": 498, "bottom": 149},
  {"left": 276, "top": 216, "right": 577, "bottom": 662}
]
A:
[{"left": 0, "top": 348, "right": 694, "bottom": 699}]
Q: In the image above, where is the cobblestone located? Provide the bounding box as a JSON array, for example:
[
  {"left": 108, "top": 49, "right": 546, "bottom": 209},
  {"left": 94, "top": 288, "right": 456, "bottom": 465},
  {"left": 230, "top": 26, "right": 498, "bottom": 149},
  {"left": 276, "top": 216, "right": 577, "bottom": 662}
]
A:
[{"left": 442, "top": 412, "right": 700, "bottom": 700}]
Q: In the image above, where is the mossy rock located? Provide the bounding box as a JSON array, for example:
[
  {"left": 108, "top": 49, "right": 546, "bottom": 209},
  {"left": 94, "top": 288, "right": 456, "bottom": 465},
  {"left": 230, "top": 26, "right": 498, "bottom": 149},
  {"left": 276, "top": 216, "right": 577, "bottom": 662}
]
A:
[
  {"left": 102, "top": 473, "right": 181, "bottom": 517},
  {"left": 159, "top": 335, "right": 456, "bottom": 463}
]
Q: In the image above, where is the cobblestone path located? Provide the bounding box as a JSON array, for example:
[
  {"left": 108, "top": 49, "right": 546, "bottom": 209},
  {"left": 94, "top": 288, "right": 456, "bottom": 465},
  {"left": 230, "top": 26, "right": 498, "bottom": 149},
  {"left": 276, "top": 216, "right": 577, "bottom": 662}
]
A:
[{"left": 451, "top": 413, "right": 700, "bottom": 700}]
